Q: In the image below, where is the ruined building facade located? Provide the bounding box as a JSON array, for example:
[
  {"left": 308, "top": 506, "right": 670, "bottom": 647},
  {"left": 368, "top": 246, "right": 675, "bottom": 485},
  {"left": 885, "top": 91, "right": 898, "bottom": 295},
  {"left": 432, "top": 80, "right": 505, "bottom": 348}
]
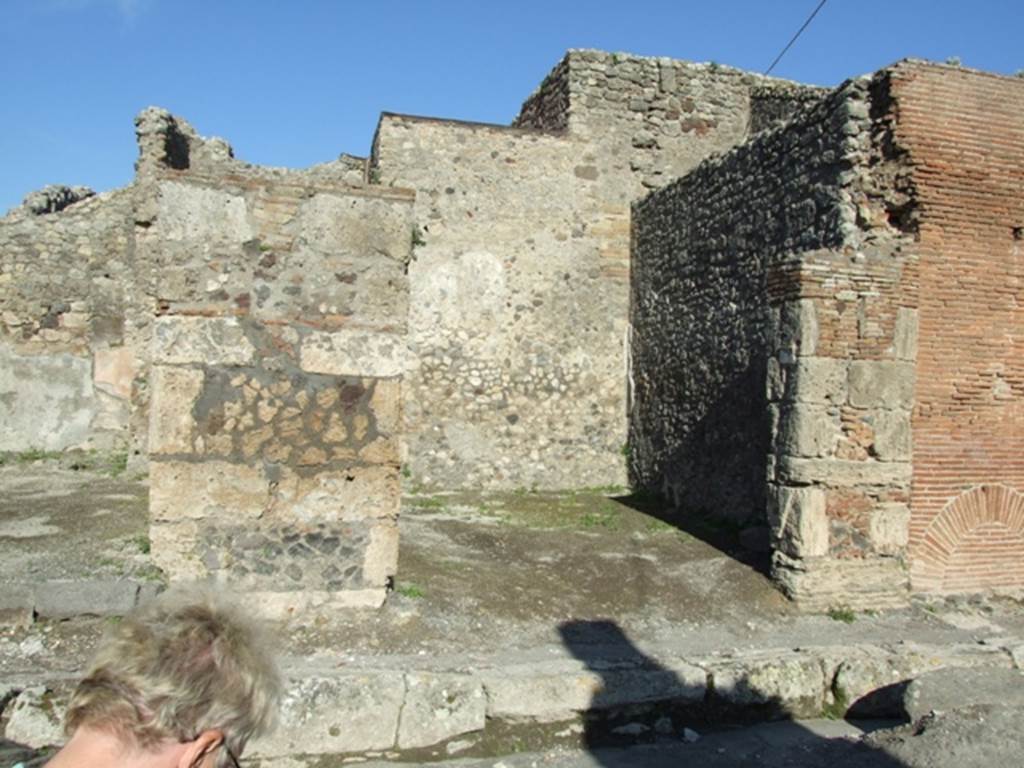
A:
[{"left": 2, "top": 50, "right": 1021, "bottom": 610}]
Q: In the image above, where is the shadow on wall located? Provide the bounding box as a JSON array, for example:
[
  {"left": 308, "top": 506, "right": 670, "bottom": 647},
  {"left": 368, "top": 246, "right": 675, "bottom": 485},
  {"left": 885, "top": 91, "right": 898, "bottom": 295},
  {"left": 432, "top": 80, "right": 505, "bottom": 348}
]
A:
[
  {"left": 558, "top": 619, "right": 910, "bottom": 768},
  {"left": 628, "top": 358, "right": 771, "bottom": 529},
  {"left": 610, "top": 489, "right": 773, "bottom": 578}
]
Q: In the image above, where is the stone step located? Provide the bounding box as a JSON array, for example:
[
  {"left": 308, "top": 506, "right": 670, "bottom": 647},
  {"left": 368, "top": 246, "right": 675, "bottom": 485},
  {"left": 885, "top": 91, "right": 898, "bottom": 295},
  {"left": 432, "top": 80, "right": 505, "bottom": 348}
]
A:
[
  {"left": 0, "top": 579, "right": 160, "bottom": 625},
  {"left": 3, "top": 636, "right": 1021, "bottom": 762}
]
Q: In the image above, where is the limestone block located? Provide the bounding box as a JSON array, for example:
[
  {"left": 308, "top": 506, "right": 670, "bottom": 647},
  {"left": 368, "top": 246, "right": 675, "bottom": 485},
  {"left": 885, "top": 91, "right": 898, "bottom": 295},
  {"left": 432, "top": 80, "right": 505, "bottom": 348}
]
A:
[
  {"left": 901, "top": 667, "right": 1024, "bottom": 722},
  {"left": 156, "top": 180, "right": 252, "bottom": 244},
  {"left": 151, "top": 316, "right": 255, "bottom": 366},
  {"left": 243, "top": 588, "right": 386, "bottom": 619},
  {"left": 830, "top": 654, "right": 908, "bottom": 717},
  {"left": 363, "top": 518, "right": 399, "bottom": 587},
  {"left": 370, "top": 378, "right": 402, "bottom": 435},
  {"left": 892, "top": 307, "right": 919, "bottom": 361},
  {"left": 34, "top": 579, "right": 140, "bottom": 619},
  {"left": 300, "top": 330, "right": 407, "bottom": 378},
  {"left": 869, "top": 503, "right": 911, "bottom": 556},
  {"left": 149, "top": 460, "right": 270, "bottom": 522},
  {"left": 709, "top": 653, "right": 826, "bottom": 717},
  {"left": 4, "top": 686, "right": 66, "bottom": 748},
  {"left": 481, "top": 660, "right": 705, "bottom": 723},
  {"left": 772, "top": 553, "right": 910, "bottom": 611},
  {"left": 779, "top": 298, "right": 819, "bottom": 357},
  {"left": 248, "top": 672, "right": 405, "bottom": 757},
  {"left": 148, "top": 366, "right": 204, "bottom": 455},
  {"left": 848, "top": 361, "right": 915, "bottom": 409},
  {"left": 150, "top": 520, "right": 205, "bottom": 580},
  {"left": 360, "top": 436, "right": 401, "bottom": 464},
  {"left": 871, "top": 410, "right": 912, "bottom": 461},
  {"left": 295, "top": 193, "right": 412, "bottom": 263},
  {"left": 785, "top": 357, "right": 847, "bottom": 405},
  {"left": 767, "top": 485, "right": 829, "bottom": 559},
  {"left": 777, "top": 404, "right": 838, "bottom": 458},
  {"left": 397, "top": 673, "right": 486, "bottom": 749},
  {"left": 777, "top": 457, "right": 911, "bottom": 487},
  {"left": 93, "top": 346, "right": 134, "bottom": 400},
  {"left": 273, "top": 465, "right": 400, "bottom": 522}
]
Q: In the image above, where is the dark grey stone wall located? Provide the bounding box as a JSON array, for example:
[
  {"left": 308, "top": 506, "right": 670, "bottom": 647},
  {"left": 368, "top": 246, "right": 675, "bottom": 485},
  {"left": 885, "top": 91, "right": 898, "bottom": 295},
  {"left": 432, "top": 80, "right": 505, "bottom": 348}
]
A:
[{"left": 628, "top": 84, "right": 856, "bottom": 524}]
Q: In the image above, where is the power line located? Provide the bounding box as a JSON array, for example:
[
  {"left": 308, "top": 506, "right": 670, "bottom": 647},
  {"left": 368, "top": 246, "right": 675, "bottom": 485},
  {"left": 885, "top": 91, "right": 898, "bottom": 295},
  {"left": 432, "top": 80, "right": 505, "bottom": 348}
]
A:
[{"left": 765, "top": 0, "right": 829, "bottom": 76}]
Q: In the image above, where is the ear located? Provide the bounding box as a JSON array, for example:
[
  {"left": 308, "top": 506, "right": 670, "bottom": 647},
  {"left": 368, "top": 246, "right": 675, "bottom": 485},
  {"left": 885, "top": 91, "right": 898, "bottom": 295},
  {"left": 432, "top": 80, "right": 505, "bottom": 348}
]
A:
[{"left": 177, "top": 729, "right": 224, "bottom": 768}]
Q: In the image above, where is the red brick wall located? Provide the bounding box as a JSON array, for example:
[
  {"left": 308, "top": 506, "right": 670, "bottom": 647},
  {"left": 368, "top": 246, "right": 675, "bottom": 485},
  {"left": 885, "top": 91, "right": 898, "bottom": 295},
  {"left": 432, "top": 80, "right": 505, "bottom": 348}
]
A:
[{"left": 892, "top": 64, "right": 1024, "bottom": 593}]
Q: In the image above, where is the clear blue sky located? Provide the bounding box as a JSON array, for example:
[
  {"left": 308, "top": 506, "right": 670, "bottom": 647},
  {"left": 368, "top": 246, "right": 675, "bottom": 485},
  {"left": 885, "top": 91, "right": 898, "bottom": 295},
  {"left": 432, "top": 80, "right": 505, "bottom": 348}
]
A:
[{"left": 1, "top": 0, "right": 1021, "bottom": 213}]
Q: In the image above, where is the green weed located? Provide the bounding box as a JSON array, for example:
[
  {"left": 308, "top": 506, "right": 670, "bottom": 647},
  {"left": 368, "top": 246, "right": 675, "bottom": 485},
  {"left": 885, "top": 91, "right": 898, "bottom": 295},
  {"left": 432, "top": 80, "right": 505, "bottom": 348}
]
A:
[
  {"left": 106, "top": 451, "right": 129, "bottom": 478},
  {"left": 395, "top": 582, "right": 425, "bottom": 599},
  {"left": 821, "top": 688, "right": 849, "bottom": 720},
  {"left": 415, "top": 496, "right": 445, "bottom": 510},
  {"left": 644, "top": 518, "right": 676, "bottom": 534},
  {"left": 132, "top": 535, "right": 151, "bottom": 554},
  {"left": 16, "top": 448, "right": 62, "bottom": 464},
  {"left": 580, "top": 510, "right": 620, "bottom": 530},
  {"left": 411, "top": 225, "right": 427, "bottom": 249},
  {"left": 827, "top": 605, "right": 856, "bottom": 624}
]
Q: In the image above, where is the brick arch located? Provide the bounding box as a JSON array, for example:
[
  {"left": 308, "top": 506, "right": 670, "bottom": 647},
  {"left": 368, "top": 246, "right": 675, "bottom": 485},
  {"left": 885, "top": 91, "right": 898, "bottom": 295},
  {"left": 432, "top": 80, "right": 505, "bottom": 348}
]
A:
[{"left": 912, "top": 485, "right": 1024, "bottom": 593}]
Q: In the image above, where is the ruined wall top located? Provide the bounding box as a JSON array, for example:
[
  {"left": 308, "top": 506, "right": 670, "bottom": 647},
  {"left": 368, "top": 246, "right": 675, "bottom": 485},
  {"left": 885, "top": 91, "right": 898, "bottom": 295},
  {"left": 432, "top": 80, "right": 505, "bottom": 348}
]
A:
[
  {"left": 515, "top": 49, "right": 828, "bottom": 138},
  {"left": 134, "top": 106, "right": 367, "bottom": 186}
]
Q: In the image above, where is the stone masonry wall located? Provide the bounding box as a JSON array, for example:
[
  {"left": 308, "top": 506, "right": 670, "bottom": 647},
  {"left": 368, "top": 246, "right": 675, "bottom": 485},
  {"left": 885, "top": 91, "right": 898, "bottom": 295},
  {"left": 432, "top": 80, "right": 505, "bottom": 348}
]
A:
[
  {"left": 124, "top": 108, "right": 413, "bottom": 612},
  {"left": 515, "top": 50, "right": 825, "bottom": 196},
  {"left": 629, "top": 83, "right": 850, "bottom": 524},
  {"left": 372, "top": 115, "right": 631, "bottom": 490},
  {"left": 887, "top": 64, "right": 1024, "bottom": 595},
  {"left": 0, "top": 188, "right": 136, "bottom": 452},
  {"left": 631, "top": 74, "right": 921, "bottom": 609},
  {"left": 141, "top": 159, "right": 412, "bottom": 611},
  {"left": 376, "top": 51, "right": 824, "bottom": 492}
]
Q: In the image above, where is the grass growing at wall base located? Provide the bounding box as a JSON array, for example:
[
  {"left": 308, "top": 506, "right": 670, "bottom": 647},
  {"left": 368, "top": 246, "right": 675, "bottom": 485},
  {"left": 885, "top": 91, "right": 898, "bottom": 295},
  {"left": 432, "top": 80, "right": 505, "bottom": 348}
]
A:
[{"left": 395, "top": 582, "right": 425, "bottom": 599}]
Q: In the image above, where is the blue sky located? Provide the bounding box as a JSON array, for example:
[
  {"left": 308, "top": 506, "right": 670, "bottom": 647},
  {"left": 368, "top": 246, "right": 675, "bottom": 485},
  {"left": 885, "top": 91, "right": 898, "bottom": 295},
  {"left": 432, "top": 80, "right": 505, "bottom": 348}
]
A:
[{"left": 1, "top": 0, "right": 1021, "bottom": 213}]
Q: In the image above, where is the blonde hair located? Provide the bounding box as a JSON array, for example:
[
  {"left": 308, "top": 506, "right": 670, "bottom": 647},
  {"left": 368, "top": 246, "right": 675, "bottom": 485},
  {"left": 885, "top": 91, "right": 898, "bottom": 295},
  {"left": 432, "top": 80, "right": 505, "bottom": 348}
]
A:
[{"left": 65, "top": 586, "right": 281, "bottom": 766}]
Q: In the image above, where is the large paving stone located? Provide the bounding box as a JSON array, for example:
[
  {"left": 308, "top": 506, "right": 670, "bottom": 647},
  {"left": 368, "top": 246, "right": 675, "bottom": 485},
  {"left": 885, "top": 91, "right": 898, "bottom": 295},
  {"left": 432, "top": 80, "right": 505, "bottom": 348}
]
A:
[
  {"left": 34, "top": 579, "right": 140, "bottom": 619},
  {"left": 397, "top": 673, "right": 486, "bottom": 749},
  {"left": 901, "top": 666, "right": 1024, "bottom": 722},
  {"left": 247, "top": 672, "right": 404, "bottom": 757},
  {"left": 709, "top": 652, "right": 826, "bottom": 717},
  {"left": 481, "top": 660, "right": 706, "bottom": 724}
]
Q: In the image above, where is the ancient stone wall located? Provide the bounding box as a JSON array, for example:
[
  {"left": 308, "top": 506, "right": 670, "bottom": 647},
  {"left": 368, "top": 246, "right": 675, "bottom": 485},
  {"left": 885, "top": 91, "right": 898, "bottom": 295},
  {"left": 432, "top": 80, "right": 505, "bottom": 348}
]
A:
[
  {"left": 140, "top": 152, "right": 412, "bottom": 611},
  {"left": 888, "top": 64, "right": 1024, "bottom": 595},
  {"left": 628, "top": 81, "right": 851, "bottom": 525},
  {"left": 374, "top": 51, "right": 824, "bottom": 492},
  {"left": 630, "top": 74, "right": 921, "bottom": 609},
  {"left": 515, "top": 50, "right": 824, "bottom": 196},
  {"left": 372, "top": 115, "right": 631, "bottom": 490},
  {"left": 0, "top": 188, "right": 136, "bottom": 452}
]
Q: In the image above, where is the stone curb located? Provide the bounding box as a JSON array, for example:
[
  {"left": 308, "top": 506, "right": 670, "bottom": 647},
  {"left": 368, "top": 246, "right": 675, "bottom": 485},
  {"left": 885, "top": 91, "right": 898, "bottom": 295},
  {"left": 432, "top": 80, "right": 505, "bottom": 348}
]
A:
[
  {"left": 3, "top": 637, "right": 1020, "bottom": 756},
  {"left": 248, "top": 636, "right": 1023, "bottom": 757},
  {"left": 0, "top": 579, "right": 161, "bottom": 621}
]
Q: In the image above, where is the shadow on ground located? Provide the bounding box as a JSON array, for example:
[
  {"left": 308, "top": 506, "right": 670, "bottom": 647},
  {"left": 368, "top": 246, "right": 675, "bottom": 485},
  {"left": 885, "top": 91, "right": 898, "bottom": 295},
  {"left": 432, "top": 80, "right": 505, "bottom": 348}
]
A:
[{"left": 560, "top": 618, "right": 910, "bottom": 768}]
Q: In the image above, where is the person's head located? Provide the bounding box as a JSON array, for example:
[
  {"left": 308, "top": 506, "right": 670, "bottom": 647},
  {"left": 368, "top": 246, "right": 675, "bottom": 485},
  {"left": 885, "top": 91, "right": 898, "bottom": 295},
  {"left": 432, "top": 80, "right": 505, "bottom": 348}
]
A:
[{"left": 64, "top": 586, "right": 281, "bottom": 768}]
